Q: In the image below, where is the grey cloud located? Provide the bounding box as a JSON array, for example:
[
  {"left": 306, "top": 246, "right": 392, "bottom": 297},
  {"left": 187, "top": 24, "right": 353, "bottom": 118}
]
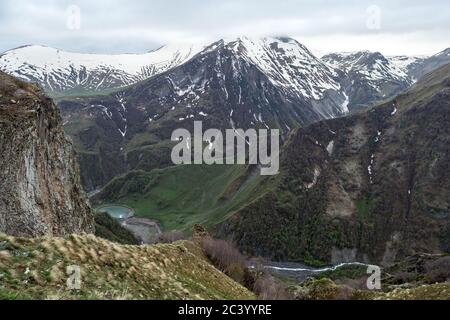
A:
[{"left": 0, "top": 0, "right": 449, "bottom": 55}]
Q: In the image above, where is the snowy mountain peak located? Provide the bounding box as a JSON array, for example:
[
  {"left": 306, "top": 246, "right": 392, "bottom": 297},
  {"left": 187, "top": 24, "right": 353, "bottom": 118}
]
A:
[
  {"left": 206, "top": 36, "right": 342, "bottom": 101},
  {"left": 0, "top": 43, "right": 205, "bottom": 93},
  {"left": 2, "top": 39, "right": 446, "bottom": 118},
  {"left": 323, "top": 50, "right": 412, "bottom": 83},
  {"left": 434, "top": 48, "right": 450, "bottom": 57}
]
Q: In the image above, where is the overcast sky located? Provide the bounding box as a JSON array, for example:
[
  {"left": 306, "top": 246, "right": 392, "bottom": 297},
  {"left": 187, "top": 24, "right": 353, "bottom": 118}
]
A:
[{"left": 0, "top": 0, "right": 449, "bottom": 56}]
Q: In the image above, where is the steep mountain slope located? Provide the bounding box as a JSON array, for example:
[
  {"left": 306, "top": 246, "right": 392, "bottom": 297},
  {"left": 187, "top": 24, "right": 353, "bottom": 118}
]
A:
[
  {"left": 0, "top": 71, "right": 94, "bottom": 237},
  {"left": 408, "top": 48, "right": 450, "bottom": 81},
  {"left": 220, "top": 63, "right": 450, "bottom": 265},
  {"left": 0, "top": 233, "right": 255, "bottom": 300},
  {"left": 322, "top": 51, "right": 413, "bottom": 111},
  {"left": 0, "top": 44, "right": 204, "bottom": 95},
  {"left": 388, "top": 55, "right": 426, "bottom": 79},
  {"left": 322, "top": 48, "right": 450, "bottom": 111}
]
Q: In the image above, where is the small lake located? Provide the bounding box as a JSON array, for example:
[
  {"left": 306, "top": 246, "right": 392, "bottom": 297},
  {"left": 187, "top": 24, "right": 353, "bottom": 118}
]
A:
[{"left": 97, "top": 205, "right": 134, "bottom": 219}]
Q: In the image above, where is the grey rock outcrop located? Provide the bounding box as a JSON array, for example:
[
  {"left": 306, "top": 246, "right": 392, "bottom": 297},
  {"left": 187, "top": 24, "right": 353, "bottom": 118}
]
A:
[{"left": 0, "top": 71, "right": 94, "bottom": 237}]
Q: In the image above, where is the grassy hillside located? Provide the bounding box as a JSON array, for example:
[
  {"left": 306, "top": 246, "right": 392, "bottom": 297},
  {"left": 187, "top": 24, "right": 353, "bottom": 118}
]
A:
[
  {"left": 93, "top": 164, "right": 278, "bottom": 232},
  {"left": 0, "top": 233, "right": 255, "bottom": 300}
]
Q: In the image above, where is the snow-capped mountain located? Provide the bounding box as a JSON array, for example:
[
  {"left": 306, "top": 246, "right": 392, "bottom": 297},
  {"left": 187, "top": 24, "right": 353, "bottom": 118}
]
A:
[
  {"left": 406, "top": 48, "right": 450, "bottom": 81},
  {"left": 387, "top": 55, "right": 426, "bottom": 79},
  {"left": 323, "top": 51, "right": 412, "bottom": 80},
  {"left": 225, "top": 37, "right": 342, "bottom": 101},
  {"left": 322, "top": 51, "right": 416, "bottom": 109},
  {"left": 35, "top": 37, "right": 448, "bottom": 190},
  {"left": 0, "top": 44, "right": 204, "bottom": 93},
  {"left": 149, "top": 36, "right": 350, "bottom": 126},
  {"left": 133, "top": 37, "right": 349, "bottom": 131},
  {"left": 56, "top": 37, "right": 350, "bottom": 189}
]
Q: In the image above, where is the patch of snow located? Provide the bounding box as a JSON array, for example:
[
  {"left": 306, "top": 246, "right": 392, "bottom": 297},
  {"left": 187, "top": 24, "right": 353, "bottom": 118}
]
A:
[
  {"left": 326, "top": 141, "right": 334, "bottom": 155},
  {"left": 374, "top": 131, "right": 382, "bottom": 143},
  {"left": 388, "top": 55, "right": 425, "bottom": 74},
  {"left": 306, "top": 167, "right": 321, "bottom": 189},
  {"left": 368, "top": 154, "right": 375, "bottom": 184},
  {"left": 238, "top": 86, "right": 242, "bottom": 104},
  {"left": 341, "top": 92, "right": 350, "bottom": 114},
  {"left": 118, "top": 125, "right": 127, "bottom": 137},
  {"left": 368, "top": 165, "right": 373, "bottom": 184}
]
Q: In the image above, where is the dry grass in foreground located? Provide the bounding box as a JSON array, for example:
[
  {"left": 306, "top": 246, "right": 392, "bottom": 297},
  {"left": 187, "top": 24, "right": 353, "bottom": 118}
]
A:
[{"left": 0, "top": 233, "right": 255, "bottom": 300}]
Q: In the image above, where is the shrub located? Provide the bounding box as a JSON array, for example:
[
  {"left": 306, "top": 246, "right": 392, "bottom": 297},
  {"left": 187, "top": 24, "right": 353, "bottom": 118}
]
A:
[
  {"left": 391, "top": 271, "right": 419, "bottom": 284},
  {"left": 253, "top": 274, "right": 290, "bottom": 300},
  {"left": 424, "top": 256, "right": 450, "bottom": 283},
  {"left": 201, "top": 237, "right": 246, "bottom": 283},
  {"left": 200, "top": 236, "right": 290, "bottom": 299}
]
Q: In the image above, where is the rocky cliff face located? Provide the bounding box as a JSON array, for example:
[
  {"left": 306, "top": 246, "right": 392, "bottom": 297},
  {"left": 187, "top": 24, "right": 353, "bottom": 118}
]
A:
[{"left": 0, "top": 71, "right": 94, "bottom": 237}]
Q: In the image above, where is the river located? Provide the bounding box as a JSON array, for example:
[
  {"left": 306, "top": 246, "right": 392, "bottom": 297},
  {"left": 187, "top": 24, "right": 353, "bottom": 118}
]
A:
[{"left": 250, "top": 260, "right": 372, "bottom": 282}]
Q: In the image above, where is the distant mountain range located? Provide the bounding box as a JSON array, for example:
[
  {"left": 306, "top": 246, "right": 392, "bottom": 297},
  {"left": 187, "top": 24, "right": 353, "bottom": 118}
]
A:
[
  {"left": 0, "top": 43, "right": 204, "bottom": 95},
  {"left": 1, "top": 38, "right": 449, "bottom": 108},
  {"left": 2, "top": 39, "right": 449, "bottom": 121},
  {"left": 1, "top": 37, "right": 449, "bottom": 193}
]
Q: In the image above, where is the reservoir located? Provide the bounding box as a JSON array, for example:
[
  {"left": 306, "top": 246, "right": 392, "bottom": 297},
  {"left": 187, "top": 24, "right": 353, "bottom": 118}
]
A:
[
  {"left": 97, "top": 205, "right": 134, "bottom": 220},
  {"left": 96, "top": 205, "right": 162, "bottom": 243}
]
